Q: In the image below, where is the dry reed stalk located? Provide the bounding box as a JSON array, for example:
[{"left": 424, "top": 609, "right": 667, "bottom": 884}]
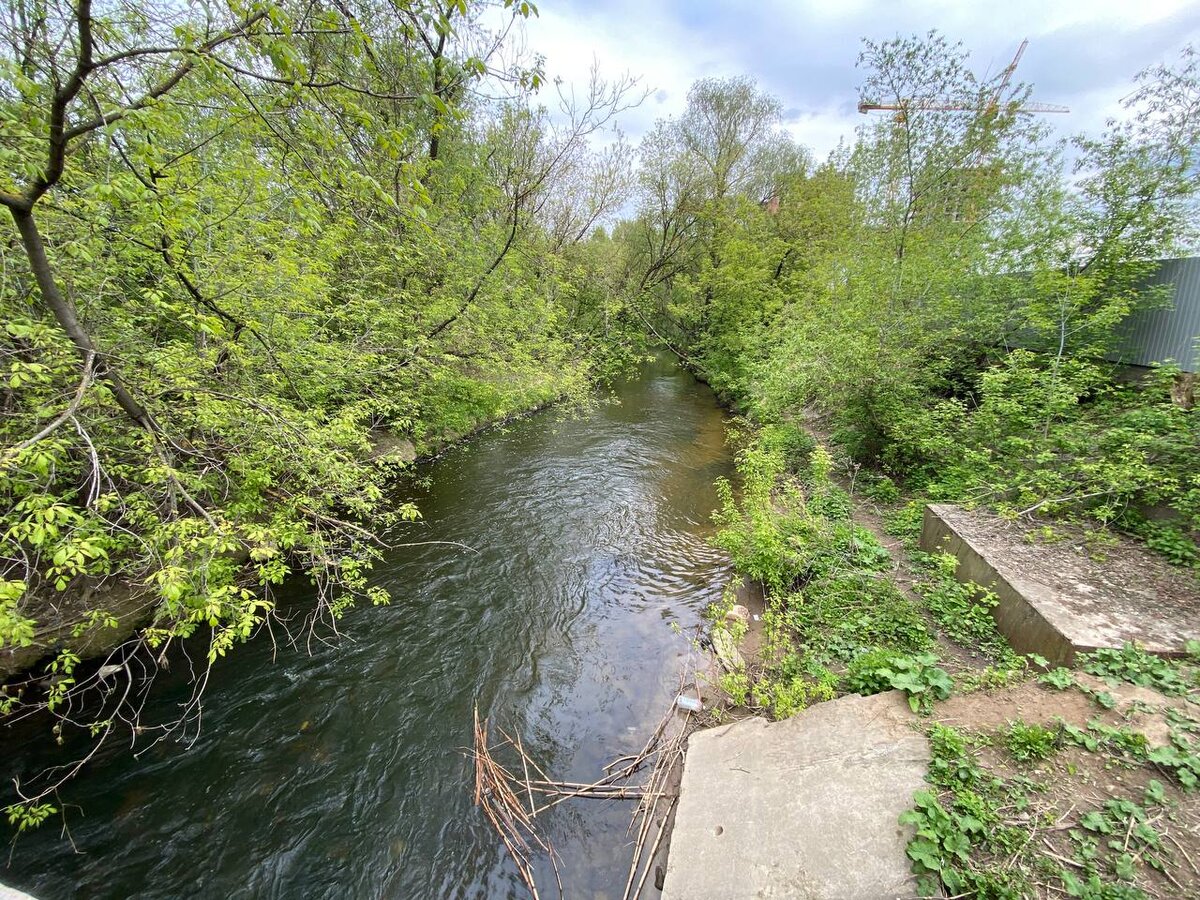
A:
[{"left": 471, "top": 665, "right": 695, "bottom": 900}]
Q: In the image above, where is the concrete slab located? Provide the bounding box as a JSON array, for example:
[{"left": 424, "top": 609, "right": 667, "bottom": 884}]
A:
[
  {"left": 0, "top": 883, "right": 38, "bottom": 900},
  {"left": 661, "top": 691, "right": 928, "bottom": 900},
  {"left": 920, "top": 504, "right": 1200, "bottom": 666}
]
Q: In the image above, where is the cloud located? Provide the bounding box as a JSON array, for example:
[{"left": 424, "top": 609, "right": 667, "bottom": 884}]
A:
[{"left": 520, "top": 0, "right": 1200, "bottom": 159}]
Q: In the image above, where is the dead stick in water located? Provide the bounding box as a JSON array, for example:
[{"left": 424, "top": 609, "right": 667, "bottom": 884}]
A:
[
  {"left": 532, "top": 787, "right": 658, "bottom": 816},
  {"left": 515, "top": 732, "right": 537, "bottom": 816},
  {"left": 630, "top": 796, "right": 678, "bottom": 900}
]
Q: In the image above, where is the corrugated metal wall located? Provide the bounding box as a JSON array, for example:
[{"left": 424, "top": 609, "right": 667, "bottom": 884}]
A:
[{"left": 1111, "top": 256, "right": 1200, "bottom": 372}]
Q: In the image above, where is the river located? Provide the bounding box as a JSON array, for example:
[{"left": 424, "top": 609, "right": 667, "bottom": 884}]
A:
[{"left": 2, "top": 357, "right": 733, "bottom": 899}]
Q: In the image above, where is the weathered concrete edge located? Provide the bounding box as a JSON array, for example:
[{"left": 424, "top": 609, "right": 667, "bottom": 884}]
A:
[
  {"left": 0, "top": 881, "right": 38, "bottom": 899},
  {"left": 919, "top": 504, "right": 1080, "bottom": 666},
  {"left": 919, "top": 504, "right": 1192, "bottom": 666},
  {"left": 661, "top": 692, "right": 930, "bottom": 900}
]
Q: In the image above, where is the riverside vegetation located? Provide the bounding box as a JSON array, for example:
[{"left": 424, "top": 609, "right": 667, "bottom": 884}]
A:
[
  {"left": 0, "top": 0, "right": 649, "bottom": 826},
  {"left": 1, "top": 3, "right": 1199, "bottom": 890},
  {"left": 623, "top": 32, "right": 1200, "bottom": 900}
]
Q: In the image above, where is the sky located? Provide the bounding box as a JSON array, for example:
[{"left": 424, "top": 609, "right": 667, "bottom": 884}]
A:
[{"left": 518, "top": 0, "right": 1200, "bottom": 159}]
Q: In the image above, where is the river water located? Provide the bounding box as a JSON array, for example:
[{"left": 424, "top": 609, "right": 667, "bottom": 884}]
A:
[{"left": 2, "top": 357, "right": 733, "bottom": 899}]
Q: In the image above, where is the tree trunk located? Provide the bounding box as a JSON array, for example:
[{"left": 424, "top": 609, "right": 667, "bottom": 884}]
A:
[{"left": 10, "top": 205, "right": 155, "bottom": 431}]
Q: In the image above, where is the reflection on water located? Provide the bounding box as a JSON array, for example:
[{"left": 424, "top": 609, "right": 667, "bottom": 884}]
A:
[{"left": 2, "top": 357, "right": 732, "bottom": 899}]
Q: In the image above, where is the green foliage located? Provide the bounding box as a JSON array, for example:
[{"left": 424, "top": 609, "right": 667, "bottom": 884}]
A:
[
  {"left": 1071, "top": 798, "right": 1171, "bottom": 888},
  {"left": 756, "top": 422, "right": 816, "bottom": 471},
  {"left": 901, "top": 789, "right": 996, "bottom": 897},
  {"left": 915, "top": 553, "right": 1021, "bottom": 668},
  {"left": 1062, "top": 721, "right": 1151, "bottom": 760},
  {"left": 4, "top": 802, "right": 56, "bottom": 834},
  {"left": 1140, "top": 522, "right": 1200, "bottom": 567},
  {"left": 845, "top": 650, "right": 954, "bottom": 713},
  {"left": 0, "top": 579, "right": 34, "bottom": 649},
  {"left": 1004, "top": 720, "right": 1060, "bottom": 762},
  {"left": 905, "top": 724, "right": 1041, "bottom": 898},
  {"left": 712, "top": 449, "right": 811, "bottom": 593},
  {"left": 1078, "top": 644, "right": 1194, "bottom": 696},
  {"left": 713, "top": 425, "right": 939, "bottom": 721},
  {"left": 1062, "top": 717, "right": 1200, "bottom": 791},
  {"left": 1147, "top": 733, "right": 1200, "bottom": 790},
  {"left": 859, "top": 473, "right": 901, "bottom": 504},
  {"left": 910, "top": 715, "right": 1192, "bottom": 898},
  {"left": 882, "top": 500, "right": 927, "bottom": 544},
  {"left": 0, "top": 0, "right": 647, "bottom": 823},
  {"left": 719, "top": 670, "right": 751, "bottom": 706},
  {"left": 1039, "top": 667, "right": 1077, "bottom": 690},
  {"left": 623, "top": 33, "right": 1200, "bottom": 565},
  {"left": 751, "top": 661, "right": 837, "bottom": 719}
]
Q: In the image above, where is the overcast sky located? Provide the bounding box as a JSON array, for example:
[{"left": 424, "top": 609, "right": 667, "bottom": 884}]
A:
[{"left": 519, "top": 0, "right": 1200, "bottom": 159}]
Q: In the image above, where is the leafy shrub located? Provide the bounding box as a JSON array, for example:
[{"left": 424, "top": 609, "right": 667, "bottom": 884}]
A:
[
  {"left": 719, "top": 671, "right": 751, "bottom": 706},
  {"left": 752, "top": 654, "right": 838, "bottom": 719},
  {"left": 757, "top": 422, "right": 816, "bottom": 471},
  {"left": 861, "top": 473, "right": 901, "bottom": 504},
  {"left": 808, "top": 484, "right": 853, "bottom": 520},
  {"left": 845, "top": 650, "right": 953, "bottom": 713},
  {"left": 845, "top": 648, "right": 907, "bottom": 694},
  {"left": 713, "top": 445, "right": 814, "bottom": 591}
]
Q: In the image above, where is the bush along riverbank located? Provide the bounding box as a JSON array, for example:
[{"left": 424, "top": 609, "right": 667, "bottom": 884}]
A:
[
  {"left": 617, "top": 37, "right": 1200, "bottom": 571},
  {"left": 0, "top": 0, "right": 652, "bottom": 829},
  {"left": 700, "top": 420, "right": 1200, "bottom": 899}
]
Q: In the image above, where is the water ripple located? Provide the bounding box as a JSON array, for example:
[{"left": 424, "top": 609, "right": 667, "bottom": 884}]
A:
[{"left": 1, "top": 358, "right": 733, "bottom": 900}]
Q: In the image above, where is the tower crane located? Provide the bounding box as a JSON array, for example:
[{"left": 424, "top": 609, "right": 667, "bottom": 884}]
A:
[{"left": 857, "top": 39, "right": 1069, "bottom": 120}]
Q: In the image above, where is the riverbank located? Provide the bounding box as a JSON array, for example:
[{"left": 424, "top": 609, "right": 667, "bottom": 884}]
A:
[
  {"left": 660, "top": 419, "right": 1200, "bottom": 898},
  {"left": 1, "top": 378, "right": 583, "bottom": 685}
]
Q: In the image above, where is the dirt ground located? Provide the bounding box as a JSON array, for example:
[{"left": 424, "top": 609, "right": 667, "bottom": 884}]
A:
[{"left": 928, "top": 676, "right": 1200, "bottom": 898}]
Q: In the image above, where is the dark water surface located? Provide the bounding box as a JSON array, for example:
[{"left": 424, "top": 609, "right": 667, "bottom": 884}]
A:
[{"left": 3, "top": 357, "right": 733, "bottom": 899}]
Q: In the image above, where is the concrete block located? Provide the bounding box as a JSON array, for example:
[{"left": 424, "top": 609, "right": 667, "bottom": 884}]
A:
[
  {"left": 661, "top": 691, "right": 928, "bottom": 900},
  {"left": 920, "top": 504, "right": 1199, "bottom": 666}
]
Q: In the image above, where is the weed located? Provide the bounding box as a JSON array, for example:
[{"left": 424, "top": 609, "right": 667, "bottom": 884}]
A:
[
  {"left": 845, "top": 650, "right": 954, "bottom": 713},
  {"left": 756, "top": 422, "right": 816, "bottom": 472},
  {"left": 1038, "top": 666, "right": 1076, "bottom": 690},
  {"left": 1140, "top": 522, "right": 1199, "bottom": 567},
  {"left": 907, "top": 718, "right": 1189, "bottom": 899},
  {"left": 750, "top": 664, "right": 836, "bottom": 719},
  {"left": 927, "top": 724, "right": 987, "bottom": 790},
  {"left": 1147, "top": 732, "right": 1200, "bottom": 790},
  {"left": 1078, "top": 644, "right": 1193, "bottom": 697},
  {"left": 719, "top": 671, "right": 750, "bottom": 707},
  {"left": 1005, "top": 720, "right": 1060, "bottom": 762},
  {"left": 1062, "top": 721, "right": 1150, "bottom": 762},
  {"left": 901, "top": 789, "right": 984, "bottom": 896},
  {"left": 881, "top": 499, "right": 927, "bottom": 544},
  {"left": 860, "top": 473, "right": 901, "bottom": 504},
  {"left": 915, "top": 552, "right": 1021, "bottom": 668}
]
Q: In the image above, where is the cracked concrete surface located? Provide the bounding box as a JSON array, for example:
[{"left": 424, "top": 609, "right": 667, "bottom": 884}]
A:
[{"left": 661, "top": 691, "right": 928, "bottom": 900}]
